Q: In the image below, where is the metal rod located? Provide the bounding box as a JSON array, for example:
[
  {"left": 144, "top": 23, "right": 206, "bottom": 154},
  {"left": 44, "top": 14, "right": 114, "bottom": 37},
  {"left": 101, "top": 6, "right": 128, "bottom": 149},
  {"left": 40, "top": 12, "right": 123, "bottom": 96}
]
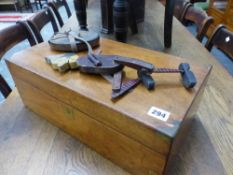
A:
[{"left": 153, "top": 68, "right": 183, "bottom": 73}]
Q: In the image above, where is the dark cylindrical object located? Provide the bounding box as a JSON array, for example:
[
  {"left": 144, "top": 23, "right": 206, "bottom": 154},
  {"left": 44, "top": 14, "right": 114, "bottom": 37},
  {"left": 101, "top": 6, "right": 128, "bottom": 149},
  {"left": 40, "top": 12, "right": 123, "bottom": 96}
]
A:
[
  {"left": 113, "top": 0, "right": 129, "bottom": 42},
  {"left": 74, "top": 0, "right": 88, "bottom": 30},
  {"left": 88, "top": 54, "right": 102, "bottom": 67},
  {"left": 130, "top": 0, "right": 145, "bottom": 23},
  {"left": 101, "top": 0, "right": 114, "bottom": 34},
  {"left": 179, "top": 63, "right": 197, "bottom": 88},
  {"left": 137, "top": 69, "right": 155, "bottom": 90},
  {"left": 164, "top": 0, "right": 175, "bottom": 48}
]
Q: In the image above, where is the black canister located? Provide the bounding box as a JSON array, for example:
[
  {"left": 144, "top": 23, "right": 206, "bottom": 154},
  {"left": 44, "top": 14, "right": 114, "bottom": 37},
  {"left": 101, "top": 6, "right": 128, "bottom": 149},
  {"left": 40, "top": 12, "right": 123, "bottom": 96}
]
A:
[
  {"left": 74, "top": 0, "right": 88, "bottom": 30},
  {"left": 113, "top": 0, "right": 129, "bottom": 42}
]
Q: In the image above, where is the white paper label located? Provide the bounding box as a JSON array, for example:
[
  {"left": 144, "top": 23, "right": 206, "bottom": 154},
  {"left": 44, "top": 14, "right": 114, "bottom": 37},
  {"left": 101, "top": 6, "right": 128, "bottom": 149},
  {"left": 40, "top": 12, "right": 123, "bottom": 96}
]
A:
[{"left": 147, "top": 106, "right": 170, "bottom": 122}]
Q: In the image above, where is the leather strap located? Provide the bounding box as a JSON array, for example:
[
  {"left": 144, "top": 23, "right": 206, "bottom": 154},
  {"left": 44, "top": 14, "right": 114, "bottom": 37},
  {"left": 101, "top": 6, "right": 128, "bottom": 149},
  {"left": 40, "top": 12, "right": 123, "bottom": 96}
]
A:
[{"left": 68, "top": 34, "right": 78, "bottom": 52}]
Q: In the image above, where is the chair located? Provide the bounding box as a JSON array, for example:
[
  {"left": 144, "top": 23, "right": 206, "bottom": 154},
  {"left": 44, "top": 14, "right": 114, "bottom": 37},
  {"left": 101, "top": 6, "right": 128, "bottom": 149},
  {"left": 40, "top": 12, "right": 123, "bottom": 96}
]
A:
[
  {"left": 160, "top": 0, "right": 190, "bottom": 21},
  {"left": 27, "top": 6, "right": 59, "bottom": 43},
  {"left": 194, "top": 1, "right": 210, "bottom": 11},
  {"left": 35, "top": 0, "right": 48, "bottom": 9},
  {"left": 21, "top": 0, "right": 32, "bottom": 12},
  {"left": 173, "top": 0, "right": 190, "bottom": 21},
  {"left": 0, "top": 0, "right": 20, "bottom": 12},
  {"left": 0, "top": 22, "right": 37, "bottom": 98},
  {"left": 205, "top": 24, "right": 233, "bottom": 60},
  {"left": 181, "top": 4, "right": 213, "bottom": 42},
  {"left": 48, "top": 0, "right": 72, "bottom": 27}
]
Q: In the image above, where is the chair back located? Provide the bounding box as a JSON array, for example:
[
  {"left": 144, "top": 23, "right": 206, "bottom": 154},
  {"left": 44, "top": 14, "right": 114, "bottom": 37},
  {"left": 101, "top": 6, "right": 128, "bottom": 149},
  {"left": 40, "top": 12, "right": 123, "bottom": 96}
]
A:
[
  {"left": 0, "top": 22, "right": 37, "bottom": 98},
  {"left": 181, "top": 5, "right": 213, "bottom": 42},
  {"left": 174, "top": 0, "right": 190, "bottom": 21},
  {"left": 0, "top": 22, "right": 37, "bottom": 60},
  {"left": 27, "top": 7, "right": 59, "bottom": 43},
  {"left": 48, "top": 0, "right": 72, "bottom": 27},
  {"left": 205, "top": 24, "right": 233, "bottom": 60}
]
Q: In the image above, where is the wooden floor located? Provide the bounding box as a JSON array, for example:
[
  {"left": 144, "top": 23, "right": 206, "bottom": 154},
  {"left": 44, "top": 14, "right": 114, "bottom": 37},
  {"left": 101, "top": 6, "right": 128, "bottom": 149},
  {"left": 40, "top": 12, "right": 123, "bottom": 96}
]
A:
[
  {"left": 0, "top": 90, "right": 131, "bottom": 175},
  {"left": 0, "top": 0, "right": 233, "bottom": 175}
]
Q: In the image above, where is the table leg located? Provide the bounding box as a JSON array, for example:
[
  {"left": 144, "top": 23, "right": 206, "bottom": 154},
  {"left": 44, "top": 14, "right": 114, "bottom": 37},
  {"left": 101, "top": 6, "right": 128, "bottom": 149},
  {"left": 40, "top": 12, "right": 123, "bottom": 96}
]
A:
[
  {"left": 74, "top": 0, "right": 88, "bottom": 30},
  {"left": 38, "top": 0, "right": 42, "bottom": 9},
  {"left": 25, "top": 0, "right": 33, "bottom": 12},
  {"left": 0, "top": 74, "right": 11, "bottom": 98},
  {"left": 113, "top": 0, "right": 129, "bottom": 42},
  {"left": 164, "top": 0, "right": 175, "bottom": 48},
  {"left": 128, "top": 0, "right": 138, "bottom": 34},
  {"left": 100, "top": 0, "right": 114, "bottom": 34}
]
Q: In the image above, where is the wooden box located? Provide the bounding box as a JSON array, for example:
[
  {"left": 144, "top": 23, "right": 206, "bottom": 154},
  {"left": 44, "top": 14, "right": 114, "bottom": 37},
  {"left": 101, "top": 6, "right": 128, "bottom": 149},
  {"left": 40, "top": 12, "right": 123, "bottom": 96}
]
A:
[{"left": 6, "top": 39, "right": 211, "bottom": 175}]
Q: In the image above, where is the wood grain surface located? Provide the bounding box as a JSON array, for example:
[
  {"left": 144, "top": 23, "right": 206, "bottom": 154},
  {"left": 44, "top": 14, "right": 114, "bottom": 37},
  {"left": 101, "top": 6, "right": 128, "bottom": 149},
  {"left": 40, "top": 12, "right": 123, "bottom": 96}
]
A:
[{"left": 0, "top": 0, "right": 233, "bottom": 175}]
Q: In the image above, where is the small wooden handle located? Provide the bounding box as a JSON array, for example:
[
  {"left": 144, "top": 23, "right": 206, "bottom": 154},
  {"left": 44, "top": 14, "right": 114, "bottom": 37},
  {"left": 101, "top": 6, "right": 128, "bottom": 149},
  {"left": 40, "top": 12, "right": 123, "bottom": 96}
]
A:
[
  {"left": 114, "top": 56, "right": 154, "bottom": 72},
  {"left": 88, "top": 54, "right": 102, "bottom": 66}
]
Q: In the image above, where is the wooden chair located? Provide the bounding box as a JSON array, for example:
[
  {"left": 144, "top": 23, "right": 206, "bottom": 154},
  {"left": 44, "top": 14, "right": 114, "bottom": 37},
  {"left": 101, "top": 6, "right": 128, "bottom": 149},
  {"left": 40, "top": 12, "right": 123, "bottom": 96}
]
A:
[
  {"left": 0, "top": 22, "right": 37, "bottom": 98},
  {"left": 27, "top": 7, "right": 59, "bottom": 43},
  {"left": 205, "top": 24, "right": 233, "bottom": 60},
  {"left": 173, "top": 0, "right": 190, "bottom": 21},
  {"left": 35, "top": 0, "right": 48, "bottom": 9},
  {"left": 0, "top": 0, "right": 21, "bottom": 12},
  {"left": 181, "top": 4, "right": 213, "bottom": 42},
  {"left": 160, "top": 0, "right": 190, "bottom": 21},
  {"left": 48, "top": 0, "right": 72, "bottom": 27}
]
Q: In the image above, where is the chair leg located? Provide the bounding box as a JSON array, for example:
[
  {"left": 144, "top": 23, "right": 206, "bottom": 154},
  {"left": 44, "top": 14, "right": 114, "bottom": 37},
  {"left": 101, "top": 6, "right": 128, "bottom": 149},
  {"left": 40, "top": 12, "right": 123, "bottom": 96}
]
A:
[
  {"left": 14, "top": 3, "right": 18, "bottom": 11},
  {"left": 129, "top": 2, "right": 138, "bottom": 34},
  {"left": 30, "top": 4, "right": 34, "bottom": 12},
  {"left": 39, "top": 0, "right": 42, "bottom": 9},
  {"left": 74, "top": 0, "right": 88, "bottom": 30},
  {"left": 164, "top": 0, "right": 175, "bottom": 48},
  {"left": 17, "top": 2, "right": 22, "bottom": 13},
  {"left": 25, "top": 0, "right": 34, "bottom": 12},
  {"left": 35, "top": 1, "right": 39, "bottom": 10},
  {"left": 100, "top": 0, "right": 114, "bottom": 34},
  {"left": 130, "top": 19, "right": 138, "bottom": 34},
  {"left": 0, "top": 74, "right": 12, "bottom": 98}
]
